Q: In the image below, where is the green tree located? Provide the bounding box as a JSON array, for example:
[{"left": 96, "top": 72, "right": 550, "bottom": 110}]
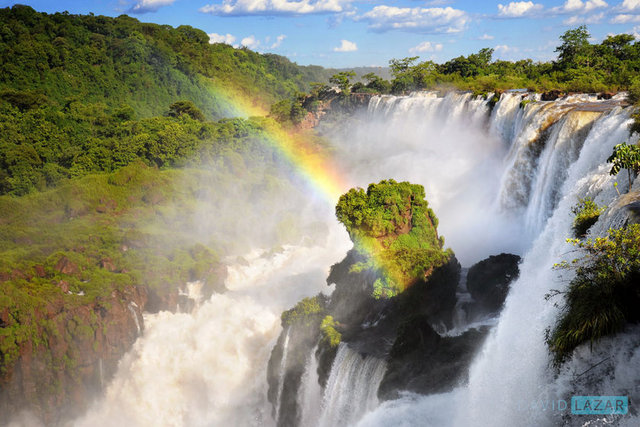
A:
[
  {"left": 548, "top": 225, "right": 640, "bottom": 366},
  {"left": 555, "top": 25, "right": 591, "bottom": 69},
  {"left": 167, "top": 101, "right": 205, "bottom": 121},
  {"left": 329, "top": 71, "right": 356, "bottom": 95},
  {"left": 607, "top": 142, "right": 640, "bottom": 190},
  {"left": 362, "top": 72, "right": 391, "bottom": 93}
]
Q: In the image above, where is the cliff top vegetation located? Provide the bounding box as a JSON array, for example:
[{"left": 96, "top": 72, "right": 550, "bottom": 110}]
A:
[{"left": 336, "top": 180, "right": 452, "bottom": 298}]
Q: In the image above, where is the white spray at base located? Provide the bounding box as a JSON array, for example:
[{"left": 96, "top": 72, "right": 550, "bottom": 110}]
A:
[
  {"left": 355, "top": 100, "right": 638, "bottom": 426},
  {"left": 74, "top": 230, "right": 351, "bottom": 427}
]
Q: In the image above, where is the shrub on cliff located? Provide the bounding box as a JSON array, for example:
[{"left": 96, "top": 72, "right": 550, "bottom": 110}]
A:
[
  {"left": 281, "top": 296, "right": 325, "bottom": 327},
  {"left": 608, "top": 142, "right": 640, "bottom": 190},
  {"left": 335, "top": 180, "right": 451, "bottom": 297},
  {"left": 548, "top": 224, "right": 640, "bottom": 366},
  {"left": 320, "top": 315, "right": 341, "bottom": 348},
  {"left": 571, "top": 197, "right": 606, "bottom": 238}
]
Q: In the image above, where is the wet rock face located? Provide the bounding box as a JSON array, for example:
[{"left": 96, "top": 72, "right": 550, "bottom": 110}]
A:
[
  {"left": 379, "top": 316, "right": 489, "bottom": 400},
  {"left": 542, "top": 90, "right": 565, "bottom": 101},
  {"left": 466, "top": 253, "right": 521, "bottom": 314},
  {"left": 267, "top": 295, "right": 328, "bottom": 427},
  {"left": 0, "top": 285, "right": 147, "bottom": 425}
]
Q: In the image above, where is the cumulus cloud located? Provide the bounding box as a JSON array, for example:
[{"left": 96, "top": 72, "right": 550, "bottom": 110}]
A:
[
  {"left": 359, "top": 6, "right": 468, "bottom": 33},
  {"left": 611, "top": 13, "right": 640, "bottom": 23},
  {"left": 497, "top": 2, "right": 543, "bottom": 18},
  {"left": 563, "top": 12, "right": 604, "bottom": 24},
  {"left": 241, "top": 35, "right": 260, "bottom": 49},
  {"left": 199, "top": 0, "right": 355, "bottom": 16},
  {"left": 271, "top": 34, "right": 286, "bottom": 48},
  {"left": 479, "top": 33, "right": 495, "bottom": 40},
  {"left": 333, "top": 39, "right": 357, "bottom": 52},
  {"left": 409, "top": 41, "right": 443, "bottom": 54},
  {"left": 551, "top": 0, "right": 608, "bottom": 14},
  {"left": 621, "top": 0, "right": 640, "bottom": 11},
  {"left": 493, "top": 44, "right": 521, "bottom": 60},
  {"left": 130, "top": 0, "right": 175, "bottom": 13},
  {"left": 208, "top": 33, "right": 237, "bottom": 45}
]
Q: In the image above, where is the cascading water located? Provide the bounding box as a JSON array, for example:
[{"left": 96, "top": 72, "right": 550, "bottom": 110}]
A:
[
  {"left": 69, "top": 91, "right": 638, "bottom": 427},
  {"left": 274, "top": 328, "right": 291, "bottom": 422},
  {"left": 74, "top": 234, "right": 350, "bottom": 427},
  {"left": 317, "top": 344, "right": 387, "bottom": 427},
  {"left": 297, "top": 346, "right": 323, "bottom": 427},
  {"left": 355, "top": 95, "right": 637, "bottom": 426}
]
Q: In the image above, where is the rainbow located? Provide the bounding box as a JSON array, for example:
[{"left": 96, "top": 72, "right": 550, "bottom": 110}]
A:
[
  {"left": 210, "top": 84, "right": 350, "bottom": 204},
  {"left": 209, "top": 83, "right": 414, "bottom": 296}
]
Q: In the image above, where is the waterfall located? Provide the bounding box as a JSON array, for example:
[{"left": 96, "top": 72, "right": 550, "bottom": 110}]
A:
[
  {"left": 342, "top": 91, "right": 520, "bottom": 265},
  {"left": 274, "top": 328, "right": 291, "bottom": 422},
  {"left": 355, "top": 96, "right": 636, "bottom": 426},
  {"left": 127, "top": 302, "right": 141, "bottom": 335},
  {"left": 70, "top": 91, "right": 636, "bottom": 427},
  {"left": 318, "top": 344, "right": 387, "bottom": 427},
  {"left": 74, "top": 232, "right": 350, "bottom": 427},
  {"left": 297, "top": 345, "right": 323, "bottom": 427}
]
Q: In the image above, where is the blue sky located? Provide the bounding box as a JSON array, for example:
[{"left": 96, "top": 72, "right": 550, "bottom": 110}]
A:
[{"left": 4, "top": 0, "right": 640, "bottom": 67}]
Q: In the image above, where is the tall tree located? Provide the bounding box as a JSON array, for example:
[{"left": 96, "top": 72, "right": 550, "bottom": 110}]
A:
[{"left": 555, "top": 25, "right": 591, "bottom": 69}]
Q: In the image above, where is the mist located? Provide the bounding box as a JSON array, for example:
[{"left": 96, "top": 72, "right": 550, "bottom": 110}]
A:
[
  {"left": 59, "top": 136, "right": 352, "bottom": 426},
  {"left": 64, "top": 91, "right": 526, "bottom": 426},
  {"left": 324, "top": 92, "right": 528, "bottom": 266}
]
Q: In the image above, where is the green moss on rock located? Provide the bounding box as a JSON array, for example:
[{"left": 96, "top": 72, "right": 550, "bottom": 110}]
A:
[{"left": 335, "top": 179, "right": 451, "bottom": 297}]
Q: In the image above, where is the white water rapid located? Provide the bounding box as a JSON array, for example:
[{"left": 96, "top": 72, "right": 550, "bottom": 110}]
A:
[{"left": 74, "top": 236, "right": 350, "bottom": 427}]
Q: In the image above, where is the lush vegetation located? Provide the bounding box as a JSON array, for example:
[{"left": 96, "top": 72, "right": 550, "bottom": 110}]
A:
[
  {"left": 320, "top": 315, "right": 341, "bottom": 348},
  {"left": 0, "top": 5, "right": 347, "bottom": 397},
  {"left": 548, "top": 225, "right": 640, "bottom": 366},
  {"left": 0, "top": 5, "right": 325, "bottom": 117},
  {"left": 571, "top": 197, "right": 606, "bottom": 238},
  {"left": 270, "top": 25, "right": 640, "bottom": 121},
  {"left": 381, "top": 27, "right": 640, "bottom": 94},
  {"left": 0, "top": 153, "right": 320, "bottom": 369},
  {"left": 608, "top": 142, "right": 640, "bottom": 190},
  {"left": 336, "top": 180, "right": 452, "bottom": 298},
  {"left": 0, "top": 94, "right": 303, "bottom": 195},
  {"left": 281, "top": 296, "right": 325, "bottom": 327}
]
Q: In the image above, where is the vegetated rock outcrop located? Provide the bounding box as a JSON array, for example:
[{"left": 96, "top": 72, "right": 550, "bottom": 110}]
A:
[
  {"left": 267, "top": 180, "right": 522, "bottom": 426},
  {"left": 0, "top": 283, "right": 147, "bottom": 425},
  {"left": 0, "top": 257, "right": 227, "bottom": 426},
  {"left": 0, "top": 165, "right": 231, "bottom": 426}
]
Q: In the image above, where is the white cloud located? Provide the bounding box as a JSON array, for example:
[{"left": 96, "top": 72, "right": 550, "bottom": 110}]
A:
[
  {"left": 241, "top": 35, "right": 260, "bottom": 49},
  {"left": 497, "top": 2, "right": 543, "bottom": 18},
  {"left": 409, "top": 41, "right": 443, "bottom": 54},
  {"left": 495, "top": 44, "right": 514, "bottom": 53},
  {"left": 494, "top": 45, "right": 520, "bottom": 58},
  {"left": 622, "top": 0, "right": 640, "bottom": 11},
  {"left": 271, "top": 34, "right": 286, "bottom": 48},
  {"left": 479, "top": 33, "right": 495, "bottom": 40},
  {"left": 632, "top": 25, "right": 640, "bottom": 37},
  {"left": 130, "top": 0, "right": 175, "bottom": 13},
  {"left": 563, "top": 12, "right": 604, "bottom": 24},
  {"left": 610, "top": 13, "right": 640, "bottom": 23},
  {"left": 199, "top": 0, "right": 355, "bottom": 16},
  {"left": 551, "top": 0, "right": 607, "bottom": 14},
  {"left": 359, "top": 6, "right": 468, "bottom": 33},
  {"left": 333, "top": 39, "right": 357, "bottom": 52},
  {"left": 208, "top": 33, "right": 237, "bottom": 45}
]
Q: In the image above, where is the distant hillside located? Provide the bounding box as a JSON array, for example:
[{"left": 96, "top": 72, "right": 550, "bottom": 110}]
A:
[{"left": 0, "top": 5, "right": 325, "bottom": 119}]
